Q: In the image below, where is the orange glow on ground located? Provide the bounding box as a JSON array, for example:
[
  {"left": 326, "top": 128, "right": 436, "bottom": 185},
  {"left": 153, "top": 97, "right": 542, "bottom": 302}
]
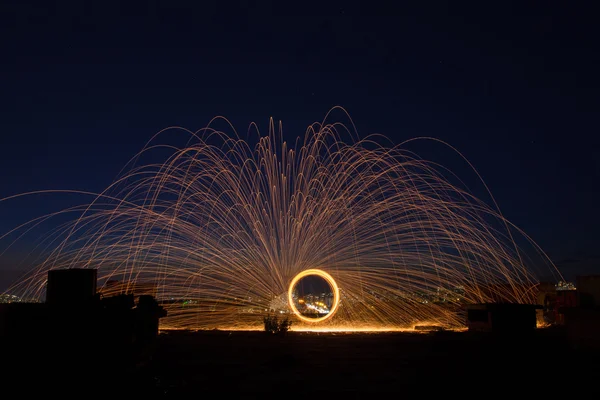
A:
[{"left": 159, "top": 324, "right": 468, "bottom": 333}]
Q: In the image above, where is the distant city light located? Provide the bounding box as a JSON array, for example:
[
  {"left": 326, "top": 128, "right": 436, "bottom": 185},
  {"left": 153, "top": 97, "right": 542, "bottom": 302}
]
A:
[{"left": 556, "top": 281, "right": 576, "bottom": 291}]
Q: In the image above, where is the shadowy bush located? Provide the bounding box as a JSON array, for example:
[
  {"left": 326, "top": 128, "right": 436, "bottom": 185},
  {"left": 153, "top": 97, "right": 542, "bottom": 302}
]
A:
[{"left": 263, "top": 313, "right": 292, "bottom": 335}]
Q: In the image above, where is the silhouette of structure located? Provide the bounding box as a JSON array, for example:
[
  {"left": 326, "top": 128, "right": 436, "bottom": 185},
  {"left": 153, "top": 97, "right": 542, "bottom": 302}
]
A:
[
  {"left": 1, "top": 268, "right": 166, "bottom": 395},
  {"left": 466, "top": 303, "right": 540, "bottom": 332},
  {"left": 542, "top": 287, "right": 578, "bottom": 325},
  {"left": 564, "top": 275, "right": 600, "bottom": 349},
  {"left": 46, "top": 268, "right": 98, "bottom": 304}
]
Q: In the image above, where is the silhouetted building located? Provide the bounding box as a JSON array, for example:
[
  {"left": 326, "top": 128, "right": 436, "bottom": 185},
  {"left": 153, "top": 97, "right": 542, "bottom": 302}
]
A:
[
  {"left": 576, "top": 275, "right": 600, "bottom": 307},
  {"left": 1, "top": 268, "right": 167, "bottom": 389},
  {"left": 46, "top": 268, "right": 97, "bottom": 304},
  {"left": 542, "top": 289, "right": 577, "bottom": 325},
  {"left": 564, "top": 275, "right": 600, "bottom": 349},
  {"left": 466, "top": 303, "right": 539, "bottom": 333},
  {"left": 0, "top": 301, "right": 49, "bottom": 338}
]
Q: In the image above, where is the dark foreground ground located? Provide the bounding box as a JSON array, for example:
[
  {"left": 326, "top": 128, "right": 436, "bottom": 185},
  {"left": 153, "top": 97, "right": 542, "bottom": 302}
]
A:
[{"left": 6, "top": 326, "right": 599, "bottom": 397}]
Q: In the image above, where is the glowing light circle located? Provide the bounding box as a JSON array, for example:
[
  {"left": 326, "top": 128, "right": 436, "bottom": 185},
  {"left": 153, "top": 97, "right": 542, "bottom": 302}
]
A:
[{"left": 288, "top": 269, "right": 340, "bottom": 323}]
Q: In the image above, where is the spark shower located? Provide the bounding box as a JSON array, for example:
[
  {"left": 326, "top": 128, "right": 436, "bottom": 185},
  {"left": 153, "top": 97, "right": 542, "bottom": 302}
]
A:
[{"left": 1, "top": 108, "right": 560, "bottom": 330}]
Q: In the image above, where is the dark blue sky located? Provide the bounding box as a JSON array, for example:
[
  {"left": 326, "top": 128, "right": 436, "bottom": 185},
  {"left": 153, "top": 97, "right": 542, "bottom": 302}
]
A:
[{"left": 0, "top": 1, "right": 598, "bottom": 289}]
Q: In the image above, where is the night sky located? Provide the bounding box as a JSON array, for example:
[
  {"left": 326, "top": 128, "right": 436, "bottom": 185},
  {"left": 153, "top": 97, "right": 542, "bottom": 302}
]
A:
[{"left": 0, "top": 1, "right": 598, "bottom": 290}]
